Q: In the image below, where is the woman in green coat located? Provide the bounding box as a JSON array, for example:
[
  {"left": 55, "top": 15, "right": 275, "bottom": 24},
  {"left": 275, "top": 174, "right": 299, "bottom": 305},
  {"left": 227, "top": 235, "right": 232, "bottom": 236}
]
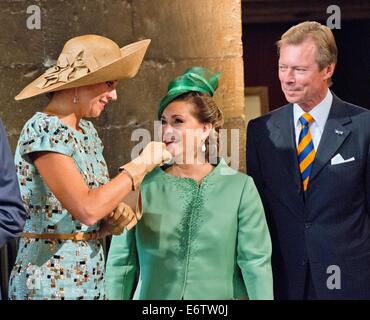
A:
[{"left": 105, "top": 67, "right": 273, "bottom": 300}]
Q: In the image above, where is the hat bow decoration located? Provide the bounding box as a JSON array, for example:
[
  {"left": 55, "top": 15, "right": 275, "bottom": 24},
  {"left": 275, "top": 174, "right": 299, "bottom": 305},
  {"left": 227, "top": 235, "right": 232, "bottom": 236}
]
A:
[{"left": 36, "top": 50, "right": 100, "bottom": 89}]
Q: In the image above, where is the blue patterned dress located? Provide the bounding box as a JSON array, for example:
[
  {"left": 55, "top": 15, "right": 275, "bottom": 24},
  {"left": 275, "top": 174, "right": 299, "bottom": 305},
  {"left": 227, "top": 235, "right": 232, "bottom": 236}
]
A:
[{"left": 8, "top": 112, "right": 110, "bottom": 300}]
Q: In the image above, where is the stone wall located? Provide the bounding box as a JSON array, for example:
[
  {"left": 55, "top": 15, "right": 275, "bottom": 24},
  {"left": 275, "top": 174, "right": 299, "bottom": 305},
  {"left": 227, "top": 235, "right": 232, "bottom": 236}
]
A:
[{"left": 1, "top": 0, "right": 245, "bottom": 174}]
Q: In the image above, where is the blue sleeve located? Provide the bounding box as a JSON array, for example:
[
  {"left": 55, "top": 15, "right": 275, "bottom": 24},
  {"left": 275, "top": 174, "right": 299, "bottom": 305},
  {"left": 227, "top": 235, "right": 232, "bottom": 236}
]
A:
[
  {"left": 18, "top": 114, "right": 74, "bottom": 159},
  {"left": 0, "top": 119, "right": 27, "bottom": 247}
]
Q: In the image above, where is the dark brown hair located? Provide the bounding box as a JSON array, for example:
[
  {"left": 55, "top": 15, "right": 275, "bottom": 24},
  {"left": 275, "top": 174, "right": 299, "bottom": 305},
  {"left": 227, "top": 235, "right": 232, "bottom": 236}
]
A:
[{"left": 173, "top": 91, "right": 224, "bottom": 162}]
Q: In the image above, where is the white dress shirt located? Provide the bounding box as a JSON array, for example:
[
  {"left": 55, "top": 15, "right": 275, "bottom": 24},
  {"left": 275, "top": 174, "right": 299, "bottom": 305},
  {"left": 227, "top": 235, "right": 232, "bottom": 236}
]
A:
[{"left": 293, "top": 90, "right": 333, "bottom": 150}]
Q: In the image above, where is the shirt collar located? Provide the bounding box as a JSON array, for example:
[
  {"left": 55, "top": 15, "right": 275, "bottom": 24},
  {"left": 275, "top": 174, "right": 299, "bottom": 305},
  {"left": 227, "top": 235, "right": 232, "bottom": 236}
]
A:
[{"left": 293, "top": 89, "right": 333, "bottom": 130}]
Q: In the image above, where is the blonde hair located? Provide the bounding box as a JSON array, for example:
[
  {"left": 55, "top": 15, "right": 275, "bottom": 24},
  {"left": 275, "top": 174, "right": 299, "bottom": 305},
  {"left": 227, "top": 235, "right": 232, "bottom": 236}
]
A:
[{"left": 277, "top": 21, "right": 337, "bottom": 85}]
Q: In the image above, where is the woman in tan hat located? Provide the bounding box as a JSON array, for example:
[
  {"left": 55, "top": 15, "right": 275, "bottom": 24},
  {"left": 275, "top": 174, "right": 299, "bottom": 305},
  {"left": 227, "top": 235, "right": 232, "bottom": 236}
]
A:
[{"left": 8, "top": 35, "right": 171, "bottom": 300}]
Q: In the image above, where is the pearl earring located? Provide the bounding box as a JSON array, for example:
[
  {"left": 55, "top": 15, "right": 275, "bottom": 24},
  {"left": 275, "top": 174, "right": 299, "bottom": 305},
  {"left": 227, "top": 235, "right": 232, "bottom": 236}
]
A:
[
  {"left": 72, "top": 88, "right": 79, "bottom": 104},
  {"left": 201, "top": 139, "right": 206, "bottom": 152}
]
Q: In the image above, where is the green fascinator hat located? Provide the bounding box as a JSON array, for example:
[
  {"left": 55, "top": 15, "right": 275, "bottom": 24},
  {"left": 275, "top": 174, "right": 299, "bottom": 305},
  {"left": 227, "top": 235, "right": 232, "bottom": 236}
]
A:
[{"left": 157, "top": 66, "right": 221, "bottom": 119}]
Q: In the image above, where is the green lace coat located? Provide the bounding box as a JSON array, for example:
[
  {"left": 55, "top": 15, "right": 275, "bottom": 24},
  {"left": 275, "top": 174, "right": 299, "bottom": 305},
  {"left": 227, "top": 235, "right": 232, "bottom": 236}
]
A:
[{"left": 106, "top": 159, "right": 273, "bottom": 300}]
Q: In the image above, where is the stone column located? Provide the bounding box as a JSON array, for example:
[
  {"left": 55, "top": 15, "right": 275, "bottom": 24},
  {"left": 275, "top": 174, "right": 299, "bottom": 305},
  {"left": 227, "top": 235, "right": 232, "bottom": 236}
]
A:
[{"left": 127, "top": 0, "right": 246, "bottom": 172}]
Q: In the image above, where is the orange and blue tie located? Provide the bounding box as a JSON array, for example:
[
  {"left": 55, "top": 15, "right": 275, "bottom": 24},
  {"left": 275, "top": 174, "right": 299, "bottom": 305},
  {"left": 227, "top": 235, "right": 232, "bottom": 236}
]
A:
[{"left": 297, "top": 113, "right": 316, "bottom": 191}]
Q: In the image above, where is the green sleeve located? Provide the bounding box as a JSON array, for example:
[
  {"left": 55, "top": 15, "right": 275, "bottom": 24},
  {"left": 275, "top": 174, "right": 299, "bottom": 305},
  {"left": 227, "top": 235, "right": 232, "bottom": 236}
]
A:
[
  {"left": 237, "top": 176, "right": 274, "bottom": 300},
  {"left": 105, "top": 228, "right": 138, "bottom": 300}
]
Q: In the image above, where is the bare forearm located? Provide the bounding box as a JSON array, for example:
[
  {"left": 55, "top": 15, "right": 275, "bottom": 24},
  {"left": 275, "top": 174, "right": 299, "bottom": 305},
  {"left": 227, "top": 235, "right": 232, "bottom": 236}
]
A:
[
  {"left": 82, "top": 172, "right": 133, "bottom": 225},
  {"left": 32, "top": 141, "right": 170, "bottom": 227},
  {"left": 33, "top": 152, "right": 134, "bottom": 226}
]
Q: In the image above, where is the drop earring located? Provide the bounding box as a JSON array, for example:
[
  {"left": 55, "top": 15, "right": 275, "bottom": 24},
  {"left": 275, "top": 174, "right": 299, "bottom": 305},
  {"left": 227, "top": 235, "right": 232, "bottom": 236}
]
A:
[
  {"left": 201, "top": 139, "right": 206, "bottom": 153},
  {"left": 72, "top": 88, "right": 79, "bottom": 104}
]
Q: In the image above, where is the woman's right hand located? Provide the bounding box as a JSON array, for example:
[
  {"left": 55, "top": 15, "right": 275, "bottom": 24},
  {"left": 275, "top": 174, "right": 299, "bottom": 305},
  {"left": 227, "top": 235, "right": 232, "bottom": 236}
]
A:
[
  {"left": 30, "top": 142, "right": 169, "bottom": 227},
  {"left": 120, "top": 141, "right": 172, "bottom": 190},
  {"left": 136, "top": 141, "right": 172, "bottom": 169}
]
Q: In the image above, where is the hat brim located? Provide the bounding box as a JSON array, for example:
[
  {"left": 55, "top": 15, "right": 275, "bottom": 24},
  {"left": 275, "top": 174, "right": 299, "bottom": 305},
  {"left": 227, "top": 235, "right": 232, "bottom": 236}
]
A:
[{"left": 15, "top": 39, "right": 151, "bottom": 101}]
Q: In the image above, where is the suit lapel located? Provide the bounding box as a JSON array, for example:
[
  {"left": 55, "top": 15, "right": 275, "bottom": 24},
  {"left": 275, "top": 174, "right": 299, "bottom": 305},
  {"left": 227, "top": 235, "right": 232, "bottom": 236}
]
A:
[
  {"left": 267, "top": 104, "right": 305, "bottom": 217},
  {"left": 309, "top": 95, "right": 352, "bottom": 183},
  {"left": 269, "top": 104, "right": 302, "bottom": 190}
]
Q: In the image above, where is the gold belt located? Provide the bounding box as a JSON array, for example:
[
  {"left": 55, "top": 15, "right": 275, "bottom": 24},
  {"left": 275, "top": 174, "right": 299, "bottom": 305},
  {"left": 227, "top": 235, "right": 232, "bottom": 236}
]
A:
[{"left": 21, "top": 231, "right": 99, "bottom": 241}]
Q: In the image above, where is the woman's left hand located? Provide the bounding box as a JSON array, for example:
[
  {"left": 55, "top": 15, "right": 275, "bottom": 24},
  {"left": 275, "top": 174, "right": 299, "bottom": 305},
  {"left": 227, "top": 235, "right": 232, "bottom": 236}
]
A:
[{"left": 99, "top": 202, "right": 138, "bottom": 237}]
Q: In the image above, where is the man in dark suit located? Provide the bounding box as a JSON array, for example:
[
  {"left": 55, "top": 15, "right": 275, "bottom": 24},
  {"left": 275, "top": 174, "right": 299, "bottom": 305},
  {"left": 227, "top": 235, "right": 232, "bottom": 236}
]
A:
[
  {"left": 247, "top": 21, "right": 370, "bottom": 299},
  {"left": 0, "top": 118, "right": 27, "bottom": 298}
]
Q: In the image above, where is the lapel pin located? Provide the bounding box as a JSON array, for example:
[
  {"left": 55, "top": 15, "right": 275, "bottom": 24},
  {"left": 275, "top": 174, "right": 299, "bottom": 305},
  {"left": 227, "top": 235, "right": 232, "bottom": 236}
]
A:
[{"left": 334, "top": 129, "right": 344, "bottom": 135}]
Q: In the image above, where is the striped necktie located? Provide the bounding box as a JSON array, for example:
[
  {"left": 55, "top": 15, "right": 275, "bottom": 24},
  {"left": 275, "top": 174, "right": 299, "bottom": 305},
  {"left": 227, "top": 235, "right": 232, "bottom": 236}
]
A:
[{"left": 297, "top": 113, "right": 316, "bottom": 191}]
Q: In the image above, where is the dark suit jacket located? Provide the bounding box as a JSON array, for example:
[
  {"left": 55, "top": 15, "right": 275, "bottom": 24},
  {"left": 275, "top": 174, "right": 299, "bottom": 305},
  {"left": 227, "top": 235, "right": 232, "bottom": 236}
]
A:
[
  {"left": 0, "top": 119, "right": 27, "bottom": 299},
  {"left": 247, "top": 94, "right": 370, "bottom": 299}
]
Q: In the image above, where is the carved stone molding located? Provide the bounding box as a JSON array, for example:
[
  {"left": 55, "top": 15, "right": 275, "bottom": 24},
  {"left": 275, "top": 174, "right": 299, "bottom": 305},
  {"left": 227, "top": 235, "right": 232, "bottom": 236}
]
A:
[{"left": 242, "top": 0, "right": 370, "bottom": 24}]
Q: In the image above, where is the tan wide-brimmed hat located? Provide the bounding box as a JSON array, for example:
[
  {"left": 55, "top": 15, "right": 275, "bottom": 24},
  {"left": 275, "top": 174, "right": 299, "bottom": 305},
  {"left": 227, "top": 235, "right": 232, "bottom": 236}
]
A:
[{"left": 15, "top": 35, "right": 151, "bottom": 100}]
